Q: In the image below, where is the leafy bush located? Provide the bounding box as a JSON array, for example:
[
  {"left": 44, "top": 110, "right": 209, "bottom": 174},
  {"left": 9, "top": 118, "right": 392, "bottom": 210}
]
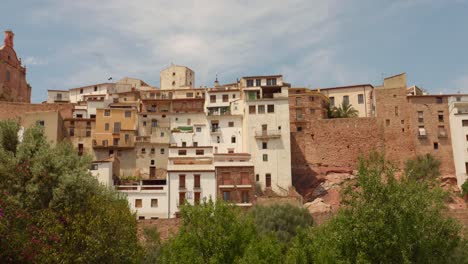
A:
[
  {"left": 462, "top": 180, "right": 468, "bottom": 197},
  {"left": 404, "top": 153, "right": 441, "bottom": 182}
]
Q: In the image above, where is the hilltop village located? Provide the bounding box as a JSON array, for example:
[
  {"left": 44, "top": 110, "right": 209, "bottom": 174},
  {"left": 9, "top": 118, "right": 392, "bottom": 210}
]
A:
[{"left": 1, "top": 30, "right": 467, "bottom": 219}]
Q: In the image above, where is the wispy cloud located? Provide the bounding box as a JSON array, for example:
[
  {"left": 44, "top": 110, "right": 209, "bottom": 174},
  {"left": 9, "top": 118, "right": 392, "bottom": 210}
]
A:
[{"left": 24, "top": 56, "right": 47, "bottom": 66}]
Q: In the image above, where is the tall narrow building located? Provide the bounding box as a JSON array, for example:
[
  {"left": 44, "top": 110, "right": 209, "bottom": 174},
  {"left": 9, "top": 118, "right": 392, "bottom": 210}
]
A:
[{"left": 0, "top": 30, "right": 31, "bottom": 102}]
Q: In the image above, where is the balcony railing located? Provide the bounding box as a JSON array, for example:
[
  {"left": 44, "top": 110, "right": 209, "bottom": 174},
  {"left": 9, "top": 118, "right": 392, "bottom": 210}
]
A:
[
  {"left": 210, "top": 127, "right": 221, "bottom": 134},
  {"left": 208, "top": 110, "right": 231, "bottom": 116},
  {"left": 53, "top": 95, "right": 70, "bottom": 102},
  {"left": 255, "top": 130, "right": 282, "bottom": 139},
  {"left": 115, "top": 185, "right": 166, "bottom": 192}
]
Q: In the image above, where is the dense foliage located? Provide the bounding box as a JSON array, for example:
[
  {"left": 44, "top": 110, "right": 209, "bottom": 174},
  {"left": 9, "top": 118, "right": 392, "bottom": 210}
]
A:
[
  {"left": 405, "top": 153, "right": 441, "bottom": 182},
  {"left": 157, "top": 153, "right": 466, "bottom": 263},
  {"left": 328, "top": 101, "right": 359, "bottom": 118},
  {"left": 0, "top": 121, "right": 141, "bottom": 263}
]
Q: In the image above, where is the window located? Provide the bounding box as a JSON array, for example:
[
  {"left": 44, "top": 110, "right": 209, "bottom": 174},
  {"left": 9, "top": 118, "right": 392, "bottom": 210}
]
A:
[
  {"left": 125, "top": 111, "right": 131, "bottom": 118},
  {"left": 172, "top": 81, "right": 175, "bottom": 86},
  {"left": 194, "top": 174, "right": 201, "bottom": 188},
  {"left": 296, "top": 109, "right": 303, "bottom": 120},
  {"left": 151, "top": 148, "right": 155, "bottom": 154},
  {"left": 151, "top": 199, "right": 158, "bottom": 208},
  {"left": 246, "top": 80, "right": 254, "bottom": 87},
  {"left": 241, "top": 191, "right": 250, "bottom": 203},
  {"left": 160, "top": 132, "right": 165, "bottom": 137},
  {"left": 187, "top": 118, "right": 191, "bottom": 125},
  {"left": 297, "top": 126, "right": 303, "bottom": 132},
  {"left": 193, "top": 142, "right": 198, "bottom": 147},
  {"left": 86, "top": 130, "right": 91, "bottom": 137},
  {"left": 172, "top": 72, "right": 176, "bottom": 76},
  {"left": 179, "top": 192, "right": 185, "bottom": 205},
  {"left": 456, "top": 97, "right": 461, "bottom": 102},
  {"left": 76, "top": 114, "right": 83, "bottom": 118},
  {"left": 258, "top": 105, "right": 265, "bottom": 114},
  {"left": 179, "top": 175, "right": 186, "bottom": 188},
  {"left": 266, "top": 174, "right": 271, "bottom": 187},
  {"left": 105, "top": 123, "right": 109, "bottom": 131},
  {"left": 113, "top": 122, "right": 121, "bottom": 133},
  {"left": 358, "top": 94, "right": 364, "bottom": 104},
  {"left": 343, "top": 95, "right": 349, "bottom": 105},
  {"left": 231, "top": 136, "right": 236, "bottom": 143},
  {"left": 217, "top": 136, "right": 220, "bottom": 143},
  {"left": 143, "top": 121, "right": 147, "bottom": 127},
  {"left": 69, "top": 128, "right": 74, "bottom": 136},
  {"left": 90, "top": 164, "right": 98, "bottom": 170},
  {"left": 436, "top": 97, "right": 443, "bottom": 104},
  {"left": 102, "top": 140, "right": 108, "bottom": 146},
  {"left": 113, "top": 138, "right": 119, "bottom": 146},
  {"left": 228, "top": 148, "right": 234, "bottom": 153},
  {"left": 296, "top": 97, "right": 302, "bottom": 106},
  {"left": 182, "top": 141, "right": 187, "bottom": 147},
  {"left": 267, "top": 105, "right": 274, "bottom": 113},
  {"left": 329, "top": 97, "right": 335, "bottom": 107},
  {"left": 151, "top": 119, "right": 158, "bottom": 127},
  {"left": 255, "top": 79, "right": 261, "bottom": 86},
  {"left": 222, "top": 94, "right": 229, "bottom": 102},
  {"left": 186, "top": 92, "right": 193, "bottom": 98},
  {"left": 310, "top": 108, "right": 315, "bottom": 114},
  {"left": 196, "top": 127, "right": 202, "bottom": 132},
  {"left": 90, "top": 114, "right": 96, "bottom": 119},
  {"left": 266, "top": 78, "right": 277, "bottom": 86},
  {"left": 141, "top": 148, "right": 146, "bottom": 154},
  {"left": 262, "top": 142, "right": 267, "bottom": 149},
  {"left": 241, "top": 172, "right": 250, "bottom": 185},
  {"left": 135, "top": 199, "right": 142, "bottom": 208},
  {"left": 256, "top": 174, "right": 259, "bottom": 181},
  {"left": 196, "top": 149, "right": 204, "bottom": 155},
  {"left": 178, "top": 150, "right": 187, "bottom": 155},
  {"left": 463, "top": 120, "right": 468, "bottom": 127},
  {"left": 394, "top": 106, "right": 399, "bottom": 116},
  {"left": 433, "top": 142, "right": 439, "bottom": 150},
  {"left": 263, "top": 154, "right": 268, "bottom": 161},
  {"left": 222, "top": 172, "right": 233, "bottom": 185},
  {"left": 249, "top": 105, "right": 256, "bottom": 114},
  {"left": 104, "top": 110, "right": 111, "bottom": 116},
  {"left": 6, "top": 70, "right": 10, "bottom": 81},
  {"left": 223, "top": 191, "right": 231, "bottom": 201},
  {"left": 232, "top": 94, "right": 236, "bottom": 99},
  {"left": 94, "top": 86, "right": 98, "bottom": 92},
  {"left": 160, "top": 148, "right": 165, "bottom": 154},
  {"left": 438, "top": 111, "right": 444, "bottom": 122},
  {"left": 228, "top": 121, "right": 234, "bottom": 127},
  {"left": 194, "top": 192, "right": 201, "bottom": 204},
  {"left": 418, "top": 111, "right": 424, "bottom": 123},
  {"left": 309, "top": 96, "right": 315, "bottom": 102},
  {"left": 210, "top": 95, "right": 216, "bottom": 103},
  {"left": 80, "top": 89, "right": 83, "bottom": 94},
  {"left": 386, "top": 119, "right": 390, "bottom": 126}
]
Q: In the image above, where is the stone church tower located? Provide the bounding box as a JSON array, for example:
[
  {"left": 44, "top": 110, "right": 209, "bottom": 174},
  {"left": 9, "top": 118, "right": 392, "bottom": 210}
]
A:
[{"left": 0, "top": 30, "right": 31, "bottom": 103}]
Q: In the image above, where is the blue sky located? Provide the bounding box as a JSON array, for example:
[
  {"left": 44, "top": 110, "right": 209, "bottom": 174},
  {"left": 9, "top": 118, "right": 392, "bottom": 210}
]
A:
[{"left": 1, "top": 0, "right": 468, "bottom": 102}]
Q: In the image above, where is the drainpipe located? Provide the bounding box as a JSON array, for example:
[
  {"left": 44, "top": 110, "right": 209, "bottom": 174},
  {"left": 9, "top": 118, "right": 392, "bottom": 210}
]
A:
[
  {"left": 167, "top": 173, "right": 170, "bottom": 219},
  {"left": 364, "top": 86, "right": 368, "bottom": 117}
]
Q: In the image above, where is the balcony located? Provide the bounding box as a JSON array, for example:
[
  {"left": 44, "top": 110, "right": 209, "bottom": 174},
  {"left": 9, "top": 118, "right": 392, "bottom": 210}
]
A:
[
  {"left": 53, "top": 95, "right": 70, "bottom": 102},
  {"left": 115, "top": 185, "right": 166, "bottom": 193},
  {"left": 255, "top": 130, "right": 282, "bottom": 139},
  {"left": 208, "top": 110, "right": 231, "bottom": 116},
  {"left": 171, "top": 126, "right": 193, "bottom": 133},
  {"left": 210, "top": 127, "right": 221, "bottom": 134}
]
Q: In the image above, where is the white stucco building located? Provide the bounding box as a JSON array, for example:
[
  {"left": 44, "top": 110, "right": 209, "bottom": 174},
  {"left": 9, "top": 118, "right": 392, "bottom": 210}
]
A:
[
  {"left": 241, "top": 75, "right": 292, "bottom": 195},
  {"left": 448, "top": 95, "right": 468, "bottom": 188}
]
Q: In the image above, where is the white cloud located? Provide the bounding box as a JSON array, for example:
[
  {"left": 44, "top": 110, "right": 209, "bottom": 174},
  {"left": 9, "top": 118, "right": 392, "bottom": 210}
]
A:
[{"left": 24, "top": 56, "right": 47, "bottom": 66}]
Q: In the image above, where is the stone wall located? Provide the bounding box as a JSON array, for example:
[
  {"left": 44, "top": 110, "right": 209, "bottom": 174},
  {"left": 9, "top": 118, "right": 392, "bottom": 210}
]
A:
[{"left": 0, "top": 102, "right": 74, "bottom": 122}]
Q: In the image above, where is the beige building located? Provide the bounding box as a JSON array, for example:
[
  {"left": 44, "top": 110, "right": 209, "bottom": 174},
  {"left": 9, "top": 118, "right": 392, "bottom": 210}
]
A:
[
  {"left": 22, "top": 110, "right": 65, "bottom": 144},
  {"left": 160, "top": 64, "right": 195, "bottom": 90},
  {"left": 448, "top": 95, "right": 468, "bottom": 188},
  {"left": 314, "top": 84, "right": 375, "bottom": 117}
]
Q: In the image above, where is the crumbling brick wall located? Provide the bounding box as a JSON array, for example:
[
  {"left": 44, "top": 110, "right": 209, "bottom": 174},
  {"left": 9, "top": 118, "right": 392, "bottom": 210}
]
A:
[{"left": 0, "top": 102, "right": 74, "bottom": 122}]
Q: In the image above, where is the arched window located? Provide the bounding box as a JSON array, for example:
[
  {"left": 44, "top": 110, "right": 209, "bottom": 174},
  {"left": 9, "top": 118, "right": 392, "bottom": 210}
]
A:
[{"left": 6, "top": 70, "right": 10, "bottom": 81}]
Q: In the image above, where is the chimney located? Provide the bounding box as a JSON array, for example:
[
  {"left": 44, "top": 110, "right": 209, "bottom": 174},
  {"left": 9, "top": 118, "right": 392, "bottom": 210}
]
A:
[{"left": 4, "top": 30, "right": 14, "bottom": 48}]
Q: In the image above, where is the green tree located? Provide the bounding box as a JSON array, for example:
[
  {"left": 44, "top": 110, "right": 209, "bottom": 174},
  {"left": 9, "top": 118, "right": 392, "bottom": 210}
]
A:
[
  {"left": 0, "top": 122, "right": 141, "bottom": 263},
  {"left": 328, "top": 101, "right": 359, "bottom": 118},
  {"left": 250, "top": 203, "right": 313, "bottom": 244},
  {"left": 236, "top": 235, "right": 283, "bottom": 264},
  {"left": 141, "top": 226, "right": 162, "bottom": 264},
  {"left": 462, "top": 180, "right": 468, "bottom": 197},
  {"left": 404, "top": 153, "right": 441, "bottom": 182},
  {"left": 159, "top": 199, "right": 256, "bottom": 264},
  {"left": 291, "top": 152, "right": 463, "bottom": 263}
]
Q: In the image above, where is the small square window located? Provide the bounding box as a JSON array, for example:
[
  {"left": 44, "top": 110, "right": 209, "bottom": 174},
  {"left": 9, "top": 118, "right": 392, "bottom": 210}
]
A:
[
  {"left": 358, "top": 94, "right": 364, "bottom": 104},
  {"left": 160, "top": 148, "right": 165, "bottom": 154},
  {"left": 141, "top": 148, "right": 146, "bottom": 154},
  {"left": 90, "top": 164, "right": 98, "bottom": 170},
  {"left": 178, "top": 150, "right": 187, "bottom": 155},
  {"left": 151, "top": 159, "right": 155, "bottom": 165},
  {"left": 151, "top": 148, "right": 155, "bottom": 154},
  {"left": 249, "top": 105, "right": 256, "bottom": 114},
  {"left": 228, "top": 121, "right": 234, "bottom": 127},
  {"left": 231, "top": 136, "right": 236, "bottom": 143},
  {"left": 125, "top": 111, "right": 131, "bottom": 118},
  {"left": 196, "top": 149, "right": 204, "bottom": 155},
  {"left": 105, "top": 123, "right": 109, "bottom": 131},
  {"left": 258, "top": 105, "right": 265, "bottom": 114},
  {"left": 80, "top": 89, "right": 84, "bottom": 94},
  {"left": 263, "top": 154, "right": 268, "bottom": 161},
  {"left": 267, "top": 105, "right": 274, "bottom": 113},
  {"left": 104, "top": 110, "right": 111, "bottom": 116},
  {"left": 433, "top": 142, "right": 439, "bottom": 150},
  {"left": 151, "top": 199, "right": 158, "bottom": 208},
  {"left": 196, "top": 127, "right": 202, "bottom": 132},
  {"left": 436, "top": 97, "right": 443, "bottom": 104},
  {"left": 438, "top": 111, "right": 444, "bottom": 122},
  {"left": 135, "top": 199, "right": 142, "bottom": 208},
  {"left": 297, "top": 127, "right": 302, "bottom": 132},
  {"left": 262, "top": 142, "right": 267, "bottom": 149}
]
